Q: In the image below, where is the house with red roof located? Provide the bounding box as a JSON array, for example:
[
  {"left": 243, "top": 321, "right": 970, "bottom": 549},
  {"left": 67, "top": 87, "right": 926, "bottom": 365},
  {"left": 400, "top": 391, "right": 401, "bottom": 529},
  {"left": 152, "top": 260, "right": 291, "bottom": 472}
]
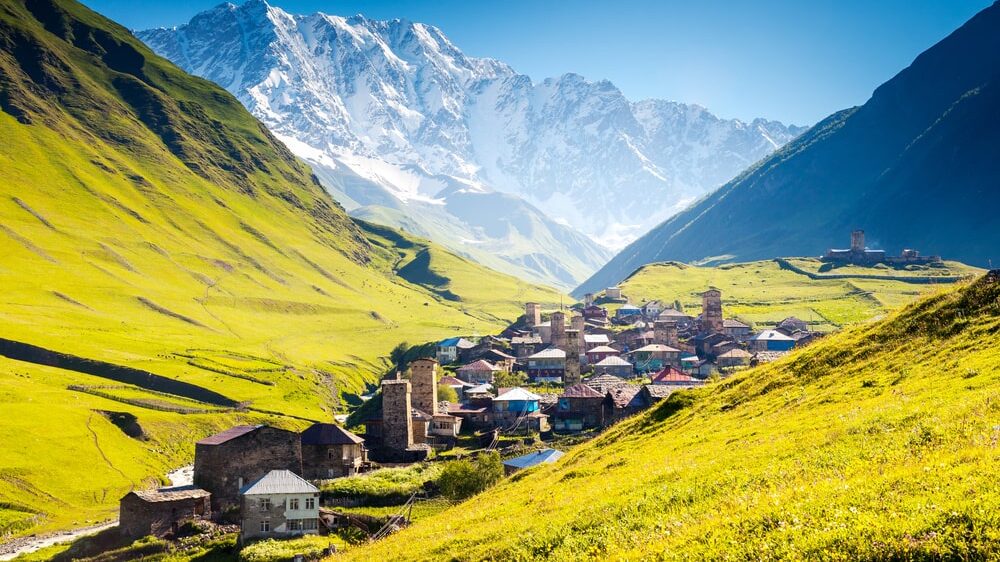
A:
[
  {"left": 650, "top": 366, "right": 705, "bottom": 386},
  {"left": 456, "top": 359, "right": 500, "bottom": 384}
]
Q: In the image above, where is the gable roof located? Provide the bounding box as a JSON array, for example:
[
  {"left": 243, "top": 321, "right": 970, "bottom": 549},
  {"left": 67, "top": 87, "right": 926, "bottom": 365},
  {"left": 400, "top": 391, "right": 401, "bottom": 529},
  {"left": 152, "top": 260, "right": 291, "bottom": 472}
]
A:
[
  {"left": 643, "top": 384, "right": 675, "bottom": 399},
  {"left": 300, "top": 423, "right": 364, "bottom": 446},
  {"left": 458, "top": 359, "right": 500, "bottom": 372},
  {"left": 131, "top": 485, "right": 210, "bottom": 503},
  {"left": 631, "top": 344, "right": 681, "bottom": 353},
  {"left": 607, "top": 385, "right": 642, "bottom": 408},
  {"left": 561, "top": 384, "right": 604, "bottom": 399},
  {"left": 240, "top": 470, "right": 318, "bottom": 496},
  {"left": 439, "top": 337, "right": 476, "bottom": 348},
  {"left": 718, "top": 348, "right": 752, "bottom": 358},
  {"left": 751, "top": 330, "right": 795, "bottom": 341},
  {"left": 439, "top": 375, "right": 472, "bottom": 387},
  {"left": 723, "top": 318, "right": 750, "bottom": 329},
  {"left": 196, "top": 425, "right": 260, "bottom": 446},
  {"left": 585, "top": 373, "right": 629, "bottom": 392},
  {"left": 484, "top": 348, "right": 516, "bottom": 360},
  {"left": 594, "top": 356, "right": 632, "bottom": 367},
  {"left": 650, "top": 366, "right": 702, "bottom": 385},
  {"left": 586, "top": 345, "right": 618, "bottom": 354},
  {"left": 466, "top": 383, "right": 494, "bottom": 394},
  {"left": 528, "top": 347, "right": 566, "bottom": 360},
  {"left": 502, "top": 448, "right": 564, "bottom": 470},
  {"left": 494, "top": 388, "right": 541, "bottom": 402},
  {"left": 657, "top": 308, "right": 688, "bottom": 318},
  {"left": 583, "top": 334, "right": 611, "bottom": 344},
  {"left": 511, "top": 336, "right": 543, "bottom": 345}
]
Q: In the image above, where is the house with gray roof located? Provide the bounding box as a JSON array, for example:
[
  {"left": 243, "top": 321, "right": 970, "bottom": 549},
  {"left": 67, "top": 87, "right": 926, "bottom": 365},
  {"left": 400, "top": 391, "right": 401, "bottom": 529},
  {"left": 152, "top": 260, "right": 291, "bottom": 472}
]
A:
[{"left": 240, "top": 470, "right": 320, "bottom": 542}]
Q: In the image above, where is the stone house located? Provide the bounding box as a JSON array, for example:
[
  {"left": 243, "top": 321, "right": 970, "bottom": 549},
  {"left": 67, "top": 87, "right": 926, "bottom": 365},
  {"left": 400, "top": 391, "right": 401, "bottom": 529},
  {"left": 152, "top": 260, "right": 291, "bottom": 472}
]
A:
[
  {"left": 640, "top": 384, "right": 675, "bottom": 404},
  {"left": 436, "top": 337, "right": 475, "bottom": 364},
  {"left": 628, "top": 344, "right": 681, "bottom": 373},
  {"left": 750, "top": 330, "right": 796, "bottom": 352},
  {"left": 591, "top": 355, "right": 634, "bottom": 378},
  {"left": 776, "top": 316, "right": 810, "bottom": 335},
  {"left": 240, "top": 470, "right": 320, "bottom": 542},
  {"left": 723, "top": 319, "right": 752, "bottom": 341},
  {"left": 605, "top": 286, "right": 623, "bottom": 300},
  {"left": 456, "top": 359, "right": 500, "bottom": 384},
  {"left": 585, "top": 345, "right": 619, "bottom": 366},
  {"left": 300, "top": 423, "right": 367, "bottom": 480},
  {"left": 650, "top": 366, "right": 705, "bottom": 387},
  {"left": 526, "top": 347, "right": 566, "bottom": 383},
  {"left": 551, "top": 384, "right": 605, "bottom": 432},
  {"left": 194, "top": 425, "right": 302, "bottom": 515},
  {"left": 480, "top": 349, "right": 516, "bottom": 372},
  {"left": 717, "top": 348, "right": 752, "bottom": 369},
  {"left": 603, "top": 385, "right": 646, "bottom": 424},
  {"left": 119, "top": 486, "right": 211, "bottom": 539},
  {"left": 493, "top": 388, "right": 550, "bottom": 433},
  {"left": 511, "top": 335, "right": 543, "bottom": 358},
  {"left": 642, "top": 300, "right": 663, "bottom": 319}
]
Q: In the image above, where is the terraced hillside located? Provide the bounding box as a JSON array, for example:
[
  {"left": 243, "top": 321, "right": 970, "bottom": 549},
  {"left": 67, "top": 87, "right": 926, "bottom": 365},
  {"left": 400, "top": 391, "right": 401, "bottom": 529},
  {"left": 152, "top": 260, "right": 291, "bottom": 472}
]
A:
[
  {"left": 0, "top": 0, "right": 561, "bottom": 539},
  {"left": 615, "top": 259, "right": 982, "bottom": 332},
  {"left": 340, "top": 270, "right": 1000, "bottom": 560}
]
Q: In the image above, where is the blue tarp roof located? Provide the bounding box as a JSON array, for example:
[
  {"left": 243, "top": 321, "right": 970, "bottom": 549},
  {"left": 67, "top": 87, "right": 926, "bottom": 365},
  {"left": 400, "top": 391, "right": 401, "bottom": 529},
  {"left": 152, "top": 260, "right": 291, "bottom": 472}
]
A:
[{"left": 502, "top": 448, "right": 565, "bottom": 470}]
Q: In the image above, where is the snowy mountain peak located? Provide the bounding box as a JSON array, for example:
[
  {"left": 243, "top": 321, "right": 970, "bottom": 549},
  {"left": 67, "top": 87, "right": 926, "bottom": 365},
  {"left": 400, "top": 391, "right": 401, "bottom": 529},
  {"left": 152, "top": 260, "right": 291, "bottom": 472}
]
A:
[{"left": 137, "top": 3, "right": 804, "bottom": 285}]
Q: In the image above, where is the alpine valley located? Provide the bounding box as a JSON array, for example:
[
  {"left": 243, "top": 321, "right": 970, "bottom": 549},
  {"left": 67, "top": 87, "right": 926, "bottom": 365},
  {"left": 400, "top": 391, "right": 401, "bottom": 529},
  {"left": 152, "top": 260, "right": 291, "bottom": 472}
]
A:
[{"left": 137, "top": 1, "right": 805, "bottom": 289}]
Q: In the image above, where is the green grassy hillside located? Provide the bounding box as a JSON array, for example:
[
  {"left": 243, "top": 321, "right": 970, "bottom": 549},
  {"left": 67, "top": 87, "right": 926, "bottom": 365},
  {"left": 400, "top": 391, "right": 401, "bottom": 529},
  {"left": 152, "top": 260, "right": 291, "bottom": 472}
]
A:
[
  {"left": 339, "top": 271, "right": 1000, "bottom": 560},
  {"left": 616, "top": 259, "right": 981, "bottom": 331},
  {"left": 0, "top": 0, "right": 561, "bottom": 539}
]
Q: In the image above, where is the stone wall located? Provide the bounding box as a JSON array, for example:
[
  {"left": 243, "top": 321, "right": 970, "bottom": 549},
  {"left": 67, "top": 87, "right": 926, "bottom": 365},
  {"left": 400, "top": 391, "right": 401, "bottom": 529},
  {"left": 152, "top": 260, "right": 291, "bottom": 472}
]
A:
[
  {"left": 193, "top": 427, "right": 302, "bottom": 514},
  {"left": 119, "top": 493, "right": 211, "bottom": 539},
  {"left": 381, "top": 380, "right": 413, "bottom": 452},
  {"left": 410, "top": 359, "right": 438, "bottom": 416}
]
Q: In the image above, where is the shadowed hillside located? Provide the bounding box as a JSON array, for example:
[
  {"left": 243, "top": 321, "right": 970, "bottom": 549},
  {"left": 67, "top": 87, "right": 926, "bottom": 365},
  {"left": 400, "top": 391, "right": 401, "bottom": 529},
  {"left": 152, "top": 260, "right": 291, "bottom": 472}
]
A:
[{"left": 578, "top": 1, "right": 1000, "bottom": 296}]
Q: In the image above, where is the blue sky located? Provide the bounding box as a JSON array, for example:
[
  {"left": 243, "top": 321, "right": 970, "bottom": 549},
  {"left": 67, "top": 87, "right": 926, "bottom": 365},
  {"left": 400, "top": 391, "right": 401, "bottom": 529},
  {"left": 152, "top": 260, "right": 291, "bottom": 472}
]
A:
[{"left": 85, "top": 0, "right": 991, "bottom": 125}]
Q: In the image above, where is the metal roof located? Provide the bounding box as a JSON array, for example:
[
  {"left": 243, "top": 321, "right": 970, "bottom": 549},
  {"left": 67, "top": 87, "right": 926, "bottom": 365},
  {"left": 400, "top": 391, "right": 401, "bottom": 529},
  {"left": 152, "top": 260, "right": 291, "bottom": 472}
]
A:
[
  {"left": 458, "top": 359, "right": 499, "bottom": 372},
  {"left": 586, "top": 345, "right": 618, "bottom": 354},
  {"left": 240, "top": 470, "right": 318, "bottom": 496},
  {"left": 528, "top": 348, "right": 566, "bottom": 359},
  {"left": 502, "top": 448, "right": 564, "bottom": 470},
  {"left": 494, "top": 388, "right": 542, "bottom": 402},
  {"left": 594, "top": 356, "right": 631, "bottom": 366},
  {"left": 751, "top": 330, "right": 795, "bottom": 341}
]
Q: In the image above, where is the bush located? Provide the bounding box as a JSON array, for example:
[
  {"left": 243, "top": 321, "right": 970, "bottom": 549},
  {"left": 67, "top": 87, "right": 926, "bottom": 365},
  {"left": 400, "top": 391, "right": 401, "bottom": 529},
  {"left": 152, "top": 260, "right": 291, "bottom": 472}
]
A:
[
  {"left": 438, "top": 451, "right": 504, "bottom": 500},
  {"left": 438, "top": 383, "right": 458, "bottom": 403},
  {"left": 240, "top": 535, "right": 342, "bottom": 562}
]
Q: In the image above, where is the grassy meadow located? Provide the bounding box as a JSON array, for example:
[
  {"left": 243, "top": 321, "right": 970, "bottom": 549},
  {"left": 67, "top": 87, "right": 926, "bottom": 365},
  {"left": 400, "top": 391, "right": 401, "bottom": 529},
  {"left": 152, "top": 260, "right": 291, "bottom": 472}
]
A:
[
  {"left": 336, "top": 272, "right": 1000, "bottom": 561},
  {"left": 616, "top": 260, "right": 981, "bottom": 331},
  {"left": 0, "top": 0, "right": 562, "bottom": 541}
]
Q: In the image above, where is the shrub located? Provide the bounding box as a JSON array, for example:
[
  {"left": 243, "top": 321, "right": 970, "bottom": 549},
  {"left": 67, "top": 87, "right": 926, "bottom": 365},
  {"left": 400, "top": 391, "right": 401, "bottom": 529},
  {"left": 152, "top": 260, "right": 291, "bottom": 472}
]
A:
[
  {"left": 438, "top": 451, "right": 504, "bottom": 500},
  {"left": 438, "top": 383, "right": 458, "bottom": 403},
  {"left": 240, "top": 535, "right": 342, "bottom": 562}
]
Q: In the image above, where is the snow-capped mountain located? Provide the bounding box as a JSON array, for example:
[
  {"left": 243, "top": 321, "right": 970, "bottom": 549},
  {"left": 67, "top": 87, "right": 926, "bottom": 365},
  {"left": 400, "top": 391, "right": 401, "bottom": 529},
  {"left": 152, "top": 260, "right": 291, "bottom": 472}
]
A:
[{"left": 138, "top": 0, "right": 804, "bottom": 286}]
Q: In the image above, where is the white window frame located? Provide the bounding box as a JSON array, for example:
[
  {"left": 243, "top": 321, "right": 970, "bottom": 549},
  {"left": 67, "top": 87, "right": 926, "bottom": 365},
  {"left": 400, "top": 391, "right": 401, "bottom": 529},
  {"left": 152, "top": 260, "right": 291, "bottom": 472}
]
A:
[{"left": 288, "top": 498, "right": 300, "bottom": 510}]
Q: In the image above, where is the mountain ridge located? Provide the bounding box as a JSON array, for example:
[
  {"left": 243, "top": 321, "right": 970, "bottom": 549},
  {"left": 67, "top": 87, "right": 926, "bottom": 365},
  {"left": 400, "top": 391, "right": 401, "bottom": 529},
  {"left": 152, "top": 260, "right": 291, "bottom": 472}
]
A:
[
  {"left": 137, "top": 0, "right": 803, "bottom": 288},
  {"left": 577, "top": 1, "right": 1000, "bottom": 295}
]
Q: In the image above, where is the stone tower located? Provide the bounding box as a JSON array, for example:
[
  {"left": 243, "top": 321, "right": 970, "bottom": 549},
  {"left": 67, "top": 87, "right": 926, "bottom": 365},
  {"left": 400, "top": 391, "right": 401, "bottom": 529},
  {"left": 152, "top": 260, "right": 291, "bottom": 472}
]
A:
[
  {"left": 564, "top": 329, "right": 581, "bottom": 386},
  {"left": 381, "top": 379, "right": 413, "bottom": 451},
  {"left": 410, "top": 358, "right": 438, "bottom": 416},
  {"left": 571, "top": 314, "right": 586, "bottom": 351},
  {"left": 851, "top": 230, "right": 865, "bottom": 252},
  {"left": 550, "top": 311, "right": 567, "bottom": 351},
  {"left": 701, "top": 288, "right": 724, "bottom": 334},
  {"left": 524, "top": 302, "right": 541, "bottom": 327},
  {"left": 583, "top": 293, "right": 595, "bottom": 307},
  {"left": 654, "top": 320, "right": 678, "bottom": 347}
]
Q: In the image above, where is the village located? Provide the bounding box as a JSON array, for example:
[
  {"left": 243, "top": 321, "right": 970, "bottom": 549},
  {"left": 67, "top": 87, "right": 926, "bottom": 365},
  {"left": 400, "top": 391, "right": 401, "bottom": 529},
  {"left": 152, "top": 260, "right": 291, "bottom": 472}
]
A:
[{"left": 109, "top": 280, "right": 823, "bottom": 553}]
